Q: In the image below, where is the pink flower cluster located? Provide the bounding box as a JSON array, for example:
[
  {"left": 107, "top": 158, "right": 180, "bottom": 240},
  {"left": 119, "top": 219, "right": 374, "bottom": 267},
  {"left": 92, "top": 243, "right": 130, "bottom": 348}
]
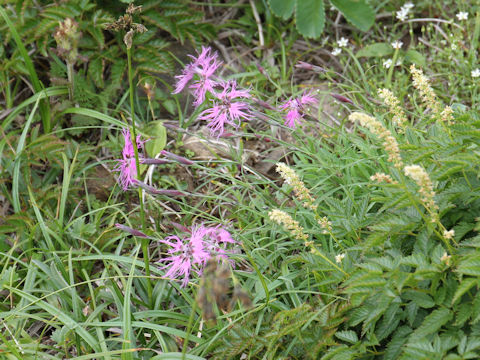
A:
[
  {"left": 158, "top": 224, "right": 236, "bottom": 287},
  {"left": 279, "top": 91, "right": 317, "bottom": 129},
  {"left": 173, "top": 47, "right": 251, "bottom": 137},
  {"left": 199, "top": 80, "right": 251, "bottom": 137},
  {"left": 113, "top": 128, "right": 144, "bottom": 190},
  {"left": 173, "top": 46, "right": 221, "bottom": 107}
]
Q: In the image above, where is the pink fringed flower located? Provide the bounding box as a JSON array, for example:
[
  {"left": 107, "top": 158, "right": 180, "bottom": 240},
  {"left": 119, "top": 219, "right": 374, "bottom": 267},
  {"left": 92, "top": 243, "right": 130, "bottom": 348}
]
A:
[
  {"left": 114, "top": 128, "right": 144, "bottom": 191},
  {"left": 198, "top": 80, "right": 251, "bottom": 137},
  {"left": 173, "top": 46, "right": 221, "bottom": 107},
  {"left": 158, "top": 224, "right": 236, "bottom": 287},
  {"left": 279, "top": 91, "right": 317, "bottom": 128}
]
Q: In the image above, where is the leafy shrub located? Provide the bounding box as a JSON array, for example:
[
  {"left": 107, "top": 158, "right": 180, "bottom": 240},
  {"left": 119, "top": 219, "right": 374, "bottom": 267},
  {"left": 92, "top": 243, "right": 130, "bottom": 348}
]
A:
[{"left": 0, "top": 0, "right": 215, "bottom": 111}]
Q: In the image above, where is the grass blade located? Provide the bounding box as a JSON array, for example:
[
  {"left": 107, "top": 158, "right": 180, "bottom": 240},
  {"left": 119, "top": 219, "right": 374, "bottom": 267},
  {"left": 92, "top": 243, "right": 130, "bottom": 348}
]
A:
[{"left": 0, "top": 6, "right": 51, "bottom": 132}]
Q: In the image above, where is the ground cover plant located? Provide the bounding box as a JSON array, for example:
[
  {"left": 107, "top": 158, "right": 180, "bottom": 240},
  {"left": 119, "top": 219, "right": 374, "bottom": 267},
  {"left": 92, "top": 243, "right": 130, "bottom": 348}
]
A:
[{"left": 1, "top": 0, "right": 480, "bottom": 359}]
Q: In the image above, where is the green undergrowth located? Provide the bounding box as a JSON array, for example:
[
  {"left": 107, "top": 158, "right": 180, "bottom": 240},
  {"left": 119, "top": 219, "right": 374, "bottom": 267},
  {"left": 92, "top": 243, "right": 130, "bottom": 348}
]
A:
[{"left": 1, "top": 1, "right": 480, "bottom": 359}]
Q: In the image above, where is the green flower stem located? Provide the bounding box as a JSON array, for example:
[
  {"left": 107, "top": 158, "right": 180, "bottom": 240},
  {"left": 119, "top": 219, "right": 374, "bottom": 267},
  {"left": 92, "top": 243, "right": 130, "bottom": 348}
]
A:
[
  {"left": 386, "top": 49, "right": 399, "bottom": 88},
  {"left": 182, "top": 298, "right": 198, "bottom": 360},
  {"left": 66, "top": 61, "right": 74, "bottom": 101},
  {"left": 398, "top": 172, "right": 456, "bottom": 253},
  {"left": 127, "top": 46, "right": 153, "bottom": 304}
]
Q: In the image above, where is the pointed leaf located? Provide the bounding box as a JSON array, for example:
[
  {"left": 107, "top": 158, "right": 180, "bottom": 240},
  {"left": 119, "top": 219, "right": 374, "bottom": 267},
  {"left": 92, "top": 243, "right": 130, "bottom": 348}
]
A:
[
  {"left": 452, "top": 278, "right": 478, "bottom": 305},
  {"left": 413, "top": 308, "right": 452, "bottom": 338}
]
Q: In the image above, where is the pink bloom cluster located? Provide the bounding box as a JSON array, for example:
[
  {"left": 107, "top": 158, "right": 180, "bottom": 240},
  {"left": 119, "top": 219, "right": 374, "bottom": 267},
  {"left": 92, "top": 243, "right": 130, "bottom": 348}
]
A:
[
  {"left": 173, "top": 47, "right": 251, "bottom": 138},
  {"left": 199, "top": 80, "right": 251, "bottom": 137},
  {"left": 173, "top": 46, "right": 221, "bottom": 107},
  {"left": 158, "top": 224, "right": 236, "bottom": 287},
  {"left": 279, "top": 91, "right": 317, "bottom": 128},
  {"left": 114, "top": 128, "right": 144, "bottom": 190}
]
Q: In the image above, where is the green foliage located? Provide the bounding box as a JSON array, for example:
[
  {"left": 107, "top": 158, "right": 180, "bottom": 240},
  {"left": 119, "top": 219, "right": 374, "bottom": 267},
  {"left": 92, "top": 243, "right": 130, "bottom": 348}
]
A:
[
  {"left": 267, "top": 0, "right": 375, "bottom": 39},
  {"left": 0, "top": 0, "right": 215, "bottom": 115}
]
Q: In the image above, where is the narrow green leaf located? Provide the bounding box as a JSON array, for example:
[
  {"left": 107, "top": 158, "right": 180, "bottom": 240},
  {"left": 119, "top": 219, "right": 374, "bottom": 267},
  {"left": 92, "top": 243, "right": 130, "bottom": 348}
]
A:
[
  {"left": 295, "top": 0, "right": 325, "bottom": 39},
  {"left": 151, "top": 353, "right": 206, "bottom": 360},
  {"left": 27, "top": 186, "right": 55, "bottom": 251},
  {"left": 122, "top": 247, "right": 140, "bottom": 360},
  {"left": 58, "top": 108, "right": 125, "bottom": 128},
  {"left": 12, "top": 97, "right": 41, "bottom": 213},
  {"left": 2, "top": 86, "right": 68, "bottom": 132},
  {"left": 5, "top": 286, "right": 100, "bottom": 352},
  {"left": 0, "top": 6, "right": 50, "bottom": 132}
]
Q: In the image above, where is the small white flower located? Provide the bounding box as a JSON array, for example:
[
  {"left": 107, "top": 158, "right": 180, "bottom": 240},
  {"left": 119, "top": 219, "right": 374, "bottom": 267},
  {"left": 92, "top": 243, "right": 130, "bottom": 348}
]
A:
[
  {"left": 440, "top": 252, "right": 451, "bottom": 265},
  {"left": 456, "top": 12, "right": 468, "bottom": 21},
  {"left": 402, "top": 2, "right": 414, "bottom": 10},
  {"left": 338, "top": 37, "right": 348, "bottom": 47},
  {"left": 396, "top": 9, "right": 409, "bottom": 21},
  {"left": 383, "top": 59, "right": 393, "bottom": 69},
  {"left": 443, "top": 229, "right": 455, "bottom": 240},
  {"left": 335, "top": 253, "right": 345, "bottom": 263},
  {"left": 391, "top": 40, "right": 403, "bottom": 49},
  {"left": 451, "top": 43, "right": 457, "bottom": 50},
  {"left": 395, "top": 60, "right": 402, "bottom": 66},
  {"left": 471, "top": 68, "right": 480, "bottom": 78},
  {"left": 332, "top": 47, "right": 341, "bottom": 56}
]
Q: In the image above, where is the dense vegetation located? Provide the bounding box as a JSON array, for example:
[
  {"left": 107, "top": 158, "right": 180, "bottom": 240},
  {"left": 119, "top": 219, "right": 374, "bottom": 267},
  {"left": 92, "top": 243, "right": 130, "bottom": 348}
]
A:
[{"left": 1, "top": 1, "right": 480, "bottom": 359}]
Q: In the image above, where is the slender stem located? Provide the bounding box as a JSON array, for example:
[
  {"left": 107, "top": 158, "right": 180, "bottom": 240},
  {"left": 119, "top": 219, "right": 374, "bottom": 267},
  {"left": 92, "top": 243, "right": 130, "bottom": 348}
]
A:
[
  {"left": 182, "top": 299, "right": 198, "bottom": 360},
  {"left": 127, "top": 46, "right": 153, "bottom": 303},
  {"left": 66, "top": 61, "right": 74, "bottom": 101}
]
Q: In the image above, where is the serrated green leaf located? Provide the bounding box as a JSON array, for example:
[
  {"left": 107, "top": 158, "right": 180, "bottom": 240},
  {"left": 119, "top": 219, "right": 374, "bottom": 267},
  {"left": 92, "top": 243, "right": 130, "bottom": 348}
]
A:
[
  {"left": 413, "top": 307, "right": 452, "bottom": 338},
  {"left": 331, "top": 0, "right": 375, "bottom": 31},
  {"left": 452, "top": 278, "right": 478, "bottom": 305},
  {"left": 356, "top": 42, "right": 393, "bottom": 57},
  {"left": 384, "top": 326, "right": 412, "bottom": 360},
  {"left": 334, "top": 330, "right": 358, "bottom": 344},
  {"left": 403, "top": 290, "right": 435, "bottom": 309},
  {"left": 454, "top": 303, "right": 472, "bottom": 326},
  {"left": 295, "top": 0, "right": 325, "bottom": 39},
  {"left": 458, "top": 256, "right": 480, "bottom": 276},
  {"left": 268, "top": 0, "right": 295, "bottom": 20}
]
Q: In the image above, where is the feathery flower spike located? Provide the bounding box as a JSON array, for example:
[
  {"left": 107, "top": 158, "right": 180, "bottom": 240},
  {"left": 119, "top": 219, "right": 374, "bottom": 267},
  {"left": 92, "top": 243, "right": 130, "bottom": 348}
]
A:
[
  {"left": 404, "top": 164, "right": 438, "bottom": 220},
  {"left": 276, "top": 162, "right": 316, "bottom": 210},
  {"left": 349, "top": 112, "right": 403, "bottom": 169},
  {"left": 410, "top": 65, "right": 442, "bottom": 116},
  {"left": 378, "top": 88, "right": 408, "bottom": 129},
  {"left": 269, "top": 209, "right": 308, "bottom": 242}
]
